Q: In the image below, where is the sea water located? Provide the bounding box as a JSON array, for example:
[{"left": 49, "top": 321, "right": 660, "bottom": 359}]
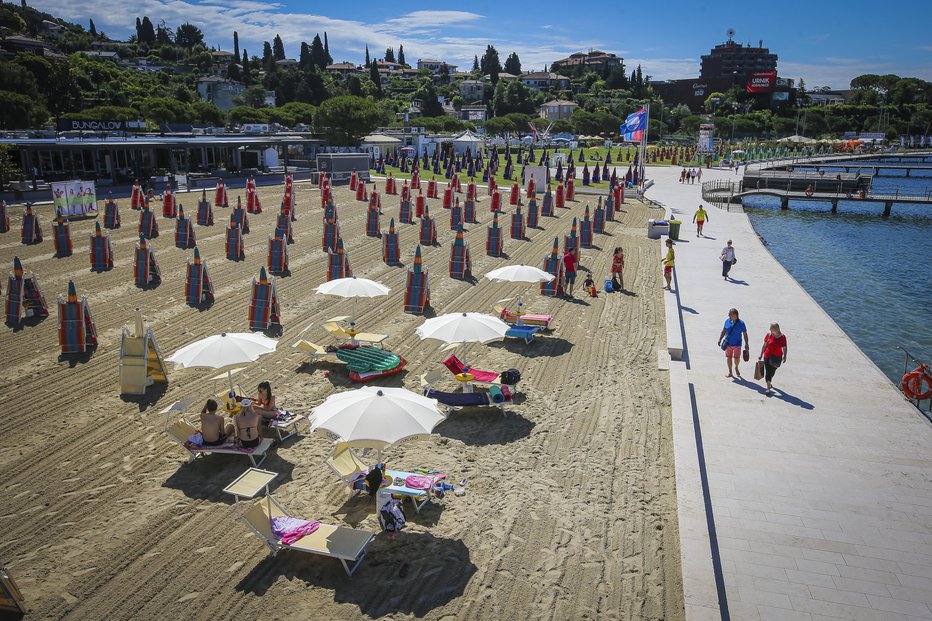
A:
[{"left": 742, "top": 165, "right": 932, "bottom": 385}]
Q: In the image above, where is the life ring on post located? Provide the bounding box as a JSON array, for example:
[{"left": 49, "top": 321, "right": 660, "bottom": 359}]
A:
[{"left": 901, "top": 365, "right": 932, "bottom": 401}]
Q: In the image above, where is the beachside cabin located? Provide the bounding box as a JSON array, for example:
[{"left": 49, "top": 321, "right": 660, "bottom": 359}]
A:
[{"left": 119, "top": 309, "right": 168, "bottom": 396}]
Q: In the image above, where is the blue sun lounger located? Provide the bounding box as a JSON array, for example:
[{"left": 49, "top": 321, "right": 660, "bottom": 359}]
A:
[{"left": 505, "top": 324, "right": 541, "bottom": 344}]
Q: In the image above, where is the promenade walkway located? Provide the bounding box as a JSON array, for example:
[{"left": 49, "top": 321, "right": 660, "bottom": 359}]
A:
[{"left": 646, "top": 166, "right": 932, "bottom": 620}]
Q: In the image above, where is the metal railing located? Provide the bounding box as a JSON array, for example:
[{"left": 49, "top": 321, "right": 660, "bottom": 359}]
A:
[
  {"left": 702, "top": 180, "right": 743, "bottom": 210},
  {"left": 898, "top": 347, "right": 932, "bottom": 420}
]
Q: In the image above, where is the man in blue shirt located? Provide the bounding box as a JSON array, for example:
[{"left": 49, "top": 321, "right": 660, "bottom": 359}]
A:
[{"left": 718, "top": 307, "right": 749, "bottom": 378}]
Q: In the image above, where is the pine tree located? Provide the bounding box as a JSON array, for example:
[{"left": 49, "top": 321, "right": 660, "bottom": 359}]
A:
[
  {"left": 272, "top": 34, "right": 285, "bottom": 61},
  {"left": 365, "top": 45, "right": 370, "bottom": 68},
  {"left": 234, "top": 31, "right": 239, "bottom": 60},
  {"left": 384, "top": 47, "right": 395, "bottom": 63},
  {"left": 241, "top": 50, "right": 251, "bottom": 85},
  {"left": 89, "top": 19, "right": 97, "bottom": 37},
  {"left": 369, "top": 61, "right": 381, "bottom": 96},
  {"left": 472, "top": 55, "right": 479, "bottom": 72},
  {"left": 324, "top": 32, "right": 332, "bottom": 65},
  {"left": 310, "top": 34, "right": 326, "bottom": 71},
  {"left": 226, "top": 61, "right": 241, "bottom": 82},
  {"left": 140, "top": 16, "right": 155, "bottom": 44},
  {"left": 481, "top": 45, "right": 501, "bottom": 84},
  {"left": 135, "top": 17, "right": 142, "bottom": 42},
  {"left": 397, "top": 44, "right": 405, "bottom": 67},
  {"left": 504, "top": 52, "right": 521, "bottom": 76},
  {"left": 299, "top": 42, "right": 311, "bottom": 69}
]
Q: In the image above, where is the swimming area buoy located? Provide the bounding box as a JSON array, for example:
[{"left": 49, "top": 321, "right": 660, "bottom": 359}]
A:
[{"left": 901, "top": 365, "right": 932, "bottom": 401}]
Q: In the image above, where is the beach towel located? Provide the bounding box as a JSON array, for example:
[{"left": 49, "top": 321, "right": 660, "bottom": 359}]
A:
[
  {"left": 404, "top": 475, "right": 436, "bottom": 490},
  {"left": 271, "top": 516, "right": 321, "bottom": 546}
]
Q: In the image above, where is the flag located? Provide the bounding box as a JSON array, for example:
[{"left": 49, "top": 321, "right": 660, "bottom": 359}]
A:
[
  {"left": 529, "top": 122, "right": 538, "bottom": 141},
  {"left": 621, "top": 108, "right": 647, "bottom": 142}
]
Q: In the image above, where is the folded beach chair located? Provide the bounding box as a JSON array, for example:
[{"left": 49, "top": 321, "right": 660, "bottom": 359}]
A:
[
  {"left": 366, "top": 203, "right": 380, "bottom": 237},
  {"left": 89, "top": 222, "right": 114, "bottom": 272},
  {"left": 593, "top": 202, "right": 606, "bottom": 234},
  {"left": 232, "top": 199, "right": 250, "bottom": 234},
  {"left": 0, "top": 562, "right": 26, "bottom": 614},
  {"left": 566, "top": 179, "right": 576, "bottom": 201},
  {"left": 21, "top": 204, "right": 42, "bottom": 245},
  {"left": 134, "top": 235, "right": 161, "bottom": 287},
  {"left": 487, "top": 212, "right": 504, "bottom": 257},
  {"left": 510, "top": 204, "right": 525, "bottom": 240},
  {"left": 398, "top": 198, "right": 413, "bottom": 224},
  {"left": 268, "top": 235, "right": 289, "bottom": 275},
  {"left": 490, "top": 191, "right": 501, "bottom": 213},
  {"left": 564, "top": 218, "right": 580, "bottom": 263},
  {"left": 443, "top": 185, "right": 453, "bottom": 209},
  {"left": 442, "top": 354, "right": 502, "bottom": 385},
  {"left": 175, "top": 206, "right": 196, "bottom": 249},
  {"left": 274, "top": 207, "right": 293, "bottom": 243},
  {"left": 52, "top": 211, "right": 72, "bottom": 257},
  {"left": 449, "top": 202, "right": 462, "bottom": 230},
  {"left": 605, "top": 191, "right": 616, "bottom": 222},
  {"left": 249, "top": 267, "right": 281, "bottom": 331},
  {"left": 282, "top": 174, "right": 296, "bottom": 220},
  {"left": 162, "top": 187, "right": 176, "bottom": 218},
  {"left": 541, "top": 237, "right": 564, "bottom": 297},
  {"left": 326, "top": 237, "right": 352, "bottom": 281},
  {"left": 555, "top": 182, "right": 565, "bottom": 208},
  {"left": 292, "top": 339, "right": 343, "bottom": 364},
  {"left": 138, "top": 205, "right": 159, "bottom": 239},
  {"left": 119, "top": 309, "right": 168, "bottom": 395},
  {"left": 449, "top": 225, "right": 471, "bottom": 279},
  {"left": 419, "top": 206, "right": 437, "bottom": 246},
  {"left": 404, "top": 245, "right": 430, "bottom": 314},
  {"left": 382, "top": 218, "right": 401, "bottom": 265},
  {"left": 196, "top": 190, "right": 214, "bottom": 226},
  {"left": 580, "top": 207, "right": 593, "bottom": 249},
  {"left": 5, "top": 256, "right": 49, "bottom": 325},
  {"left": 184, "top": 247, "right": 214, "bottom": 306},
  {"left": 166, "top": 418, "right": 272, "bottom": 467},
  {"left": 0, "top": 200, "right": 10, "bottom": 233},
  {"left": 509, "top": 182, "right": 519, "bottom": 205},
  {"left": 493, "top": 304, "right": 553, "bottom": 329},
  {"left": 226, "top": 220, "right": 245, "bottom": 260},
  {"left": 236, "top": 494, "right": 374, "bottom": 576},
  {"left": 322, "top": 317, "right": 388, "bottom": 348},
  {"left": 57, "top": 280, "right": 97, "bottom": 354},
  {"left": 526, "top": 195, "right": 539, "bottom": 229},
  {"left": 541, "top": 186, "right": 554, "bottom": 217}
]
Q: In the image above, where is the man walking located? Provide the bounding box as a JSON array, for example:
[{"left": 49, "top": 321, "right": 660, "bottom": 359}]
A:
[
  {"left": 562, "top": 250, "right": 577, "bottom": 297},
  {"left": 720, "top": 240, "right": 736, "bottom": 280},
  {"left": 692, "top": 204, "right": 709, "bottom": 237}
]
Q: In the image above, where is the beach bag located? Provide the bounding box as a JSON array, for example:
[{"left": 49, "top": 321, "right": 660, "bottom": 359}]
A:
[
  {"left": 754, "top": 360, "right": 765, "bottom": 380},
  {"left": 500, "top": 368, "right": 521, "bottom": 386},
  {"left": 743, "top": 348, "right": 750, "bottom": 362},
  {"left": 604, "top": 279, "right": 613, "bottom": 293},
  {"left": 379, "top": 498, "right": 406, "bottom": 534},
  {"left": 366, "top": 464, "right": 384, "bottom": 497}
]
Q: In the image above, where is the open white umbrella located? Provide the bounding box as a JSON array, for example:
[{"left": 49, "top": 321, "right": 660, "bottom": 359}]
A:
[
  {"left": 311, "top": 386, "right": 443, "bottom": 457},
  {"left": 416, "top": 312, "right": 509, "bottom": 345},
  {"left": 484, "top": 264, "right": 554, "bottom": 324},
  {"left": 165, "top": 332, "right": 277, "bottom": 391},
  {"left": 315, "top": 276, "right": 390, "bottom": 333}
]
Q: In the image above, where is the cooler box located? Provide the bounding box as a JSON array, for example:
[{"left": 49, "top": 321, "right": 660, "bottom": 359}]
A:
[
  {"left": 668, "top": 220, "right": 682, "bottom": 240},
  {"left": 647, "top": 219, "right": 669, "bottom": 239}
]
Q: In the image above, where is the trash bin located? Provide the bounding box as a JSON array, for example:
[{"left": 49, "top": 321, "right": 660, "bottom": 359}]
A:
[
  {"left": 668, "top": 220, "right": 682, "bottom": 240},
  {"left": 647, "top": 219, "right": 669, "bottom": 239}
]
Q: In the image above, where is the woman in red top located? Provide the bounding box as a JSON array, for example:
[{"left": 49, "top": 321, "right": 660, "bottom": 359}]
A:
[
  {"left": 758, "top": 323, "right": 788, "bottom": 395},
  {"left": 611, "top": 247, "right": 625, "bottom": 291}
]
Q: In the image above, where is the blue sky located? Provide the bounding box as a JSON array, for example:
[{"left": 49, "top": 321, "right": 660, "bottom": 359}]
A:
[{"left": 35, "top": 0, "right": 932, "bottom": 88}]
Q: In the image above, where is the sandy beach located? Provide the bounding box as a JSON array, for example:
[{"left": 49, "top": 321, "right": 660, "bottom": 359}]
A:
[{"left": 0, "top": 179, "right": 683, "bottom": 620}]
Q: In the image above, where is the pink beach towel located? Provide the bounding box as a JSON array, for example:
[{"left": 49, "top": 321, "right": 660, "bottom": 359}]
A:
[{"left": 271, "top": 516, "right": 321, "bottom": 545}]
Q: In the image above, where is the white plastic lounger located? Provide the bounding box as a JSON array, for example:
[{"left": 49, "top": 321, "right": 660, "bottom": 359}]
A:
[
  {"left": 323, "top": 316, "right": 389, "bottom": 348},
  {"left": 239, "top": 496, "right": 374, "bottom": 576},
  {"left": 166, "top": 418, "right": 273, "bottom": 467}
]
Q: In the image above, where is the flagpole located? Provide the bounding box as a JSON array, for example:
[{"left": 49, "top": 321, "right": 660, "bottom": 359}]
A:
[{"left": 640, "top": 103, "right": 650, "bottom": 189}]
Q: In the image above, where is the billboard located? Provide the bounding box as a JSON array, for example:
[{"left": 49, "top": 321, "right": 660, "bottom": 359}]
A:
[
  {"left": 56, "top": 119, "right": 145, "bottom": 132},
  {"left": 698, "top": 123, "right": 715, "bottom": 153},
  {"left": 51, "top": 180, "right": 97, "bottom": 216},
  {"left": 746, "top": 71, "right": 776, "bottom": 93}
]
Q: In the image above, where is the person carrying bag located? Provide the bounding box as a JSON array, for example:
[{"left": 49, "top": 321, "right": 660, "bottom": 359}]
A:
[{"left": 758, "top": 323, "right": 788, "bottom": 396}]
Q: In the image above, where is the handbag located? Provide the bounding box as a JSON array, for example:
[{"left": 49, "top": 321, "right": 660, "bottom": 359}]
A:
[
  {"left": 743, "top": 348, "right": 750, "bottom": 362},
  {"left": 720, "top": 320, "right": 736, "bottom": 351},
  {"left": 754, "top": 360, "right": 765, "bottom": 380}
]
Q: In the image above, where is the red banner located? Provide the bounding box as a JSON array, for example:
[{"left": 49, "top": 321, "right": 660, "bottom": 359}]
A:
[{"left": 746, "top": 71, "right": 776, "bottom": 93}]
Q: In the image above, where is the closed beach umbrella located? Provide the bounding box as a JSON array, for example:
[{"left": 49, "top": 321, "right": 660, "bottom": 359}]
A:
[
  {"left": 311, "top": 386, "right": 443, "bottom": 451},
  {"left": 315, "top": 276, "right": 390, "bottom": 331},
  {"left": 416, "top": 312, "right": 509, "bottom": 346},
  {"left": 166, "top": 332, "right": 278, "bottom": 390},
  {"left": 484, "top": 264, "right": 554, "bottom": 322}
]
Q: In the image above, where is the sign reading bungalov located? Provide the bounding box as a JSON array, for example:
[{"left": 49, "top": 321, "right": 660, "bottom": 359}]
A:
[
  {"left": 746, "top": 71, "right": 776, "bottom": 93},
  {"left": 56, "top": 119, "right": 147, "bottom": 132}
]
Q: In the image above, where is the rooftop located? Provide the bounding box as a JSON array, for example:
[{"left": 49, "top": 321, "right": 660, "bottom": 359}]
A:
[{"left": 542, "top": 99, "right": 577, "bottom": 106}]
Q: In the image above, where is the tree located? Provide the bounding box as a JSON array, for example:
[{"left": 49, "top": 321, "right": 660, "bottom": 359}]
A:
[
  {"left": 472, "top": 55, "right": 479, "bottom": 73},
  {"left": 262, "top": 41, "right": 273, "bottom": 70},
  {"left": 234, "top": 31, "right": 239, "bottom": 60},
  {"left": 503, "top": 52, "right": 521, "bottom": 76},
  {"left": 155, "top": 21, "right": 173, "bottom": 45},
  {"left": 241, "top": 50, "right": 252, "bottom": 85},
  {"left": 242, "top": 84, "right": 268, "bottom": 108},
  {"left": 797, "top": 78, "right": 810, "bottom": 106},
  {"left": 347, "top": 75, "right": 362, "bottom": 96},
  {"left": 365, "top": 45, "right": 370, "bottom": 68},
  {"left": 397, "top": 44, "right": 405, "bottom": 67},
  {"left": 310, "top": 34, "right": 326, "bottom": 71},
  {"left": 139, "top": 16, "right": 155, "bottom": 44},
  {"left": 89, "top": 18, "right": 96, "bottom": 37},
  {"left": 273, "top": 34, "right": 285, "bottom": 61},
  {"left": 384, "top": 47, "right": 395, "bottom": 63},
  {"left": 0, "top": 143, "right": 23, "bottom": 186},
  {"left": 299, "top": 42, "right": 311, "bottom": 70},
  {"left": 369, "top": 61, "right": 381, "bottom": 96},
  {"left": 323, "top": 32, "right": 332, "bottom": 65},
  {"left": 315, "top": 95, "right": 384, "bottom": 144},
  {"left": 226, "top": 61, "right": 241, "bottom": 82},
  {"left": 418, "top": 82, "right": 443, "bottom": 117},
  {"left": 481, "top": 45, "right": 501, "bottom": 84},
  {"left": 175, "top": 23, "right": 203, "bottom": 48}
]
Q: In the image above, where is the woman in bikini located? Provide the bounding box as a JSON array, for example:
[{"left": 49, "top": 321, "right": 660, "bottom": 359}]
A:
[
  {"left": 200, "top": 399, "right": 234, "bottom": 446},
  {"left": 234, "top": 405, "right": 262, "bottom": 449},
  {"left": 249, "top": 381, "right": 279, "bottom": 422}
]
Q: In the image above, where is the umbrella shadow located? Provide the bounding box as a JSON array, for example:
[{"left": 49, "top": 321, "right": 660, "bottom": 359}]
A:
[
  {"left": 120, "top": 381, "right": 169, "bottom": 412},
  {"left": 438, "top": 409, "right": 535, "bottom": 445},
  {"left": 488, "top": 337, "right": 573, "bottom": 358},
  {"left": 163, "top": 454, "right": 295, "bottom": 502},
  {"left": 235, "top": 531, "right": 475, "bottom": 618}
]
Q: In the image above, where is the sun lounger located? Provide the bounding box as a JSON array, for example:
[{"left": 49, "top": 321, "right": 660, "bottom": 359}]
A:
[
  {"left": 505, "top": 324, "right": 541, "bottom": 344},
  {"left": 383, "top": 469, "right": 446, "bottom": 513},
  {"left": 442, "top": 353, "right": 502, "bottom": 385},
  {"left": 292, "top": 339, "right": 344, "bottom": 363},
  {"left": 420, "top": 371, "right": 512, "bottom": 414},
  {"left": 493, "top": 304, "right": 553, "bottom": 329},
  {"left": 236, "top": 493, "right": 374, "bottom": 576},
  {"left": 326, "top": 444, "right": 370, "bottom": 495},
  {"left": 166, "top": 418, "right": 273, "bottom": 467},
  {"left": 323, "top": 317, "right": 388, "bottom": 348}
]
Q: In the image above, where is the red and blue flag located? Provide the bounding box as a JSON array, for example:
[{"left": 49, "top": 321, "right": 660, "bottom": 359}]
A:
[{"left": 621, "top": 108, "right": 647, "bottom": 142}]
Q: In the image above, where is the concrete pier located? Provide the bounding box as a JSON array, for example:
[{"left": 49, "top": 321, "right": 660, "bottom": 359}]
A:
[{"left": 647, "top": 166, "right": 932, "bottom": 621}]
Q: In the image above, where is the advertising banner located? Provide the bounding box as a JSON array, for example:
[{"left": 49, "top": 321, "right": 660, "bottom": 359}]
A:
[
  {"left": 51, "top": 180, "right": 97, "bottom": 217},
  {"left": 698, "top": 124, "right": 715, "bottom": 153},
  {"left": 746, "top": 71, "right": 777, "bottom": 93}
]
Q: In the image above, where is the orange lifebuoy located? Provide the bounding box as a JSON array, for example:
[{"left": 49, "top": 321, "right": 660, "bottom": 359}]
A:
[{"left": 901, "top": 365, "right": 932, "bottom": 401}]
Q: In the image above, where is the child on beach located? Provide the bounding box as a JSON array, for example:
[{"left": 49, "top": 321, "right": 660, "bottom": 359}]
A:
[
  {"left": 661, "top": 239, "right": 675, "bottom": 290},
  {"left": 611, "top": 247, "right": 625, "bottom": 291},
  {"left": 584, "top": 272, "right": 598, "bottom": 297}
]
